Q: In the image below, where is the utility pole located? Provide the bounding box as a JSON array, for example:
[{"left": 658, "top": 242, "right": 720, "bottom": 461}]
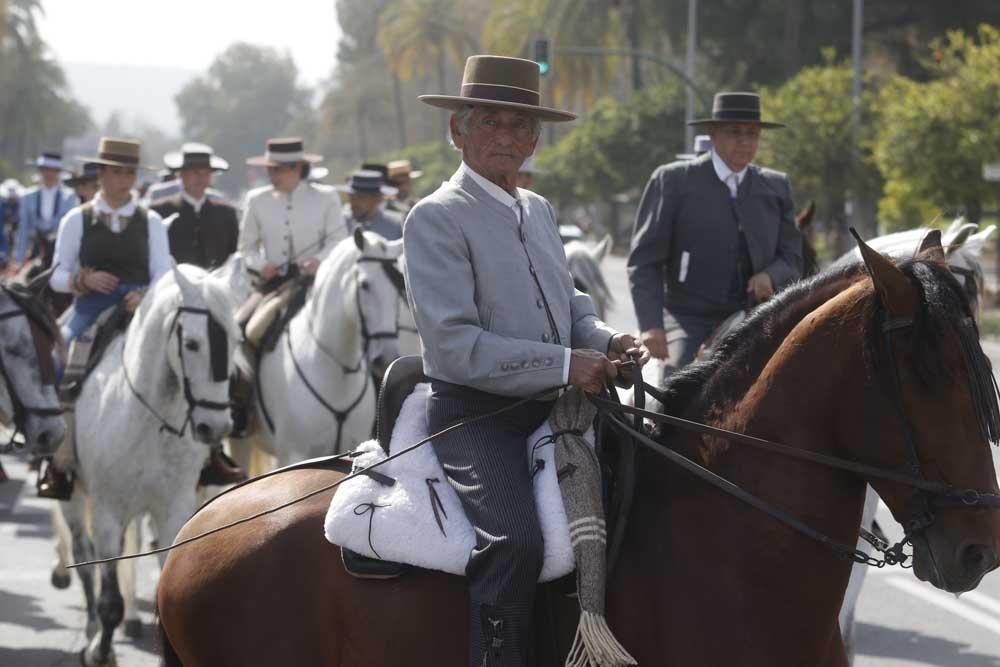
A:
[
  {"left": 850, "top": 0, "right": 865, "bottom": 234},
  {"left": 685, "top": 0, "right": 698, "bottom": 151}
]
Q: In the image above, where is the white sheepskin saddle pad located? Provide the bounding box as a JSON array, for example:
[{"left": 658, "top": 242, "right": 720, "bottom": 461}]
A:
[{"left": 324, "top": 383, "right": 578, "bottom": 582}]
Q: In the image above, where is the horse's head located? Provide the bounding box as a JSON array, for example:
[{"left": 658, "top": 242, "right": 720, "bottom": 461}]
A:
[
  {"left": 163, "top": 265, "right": 238, "bottom": 444},
  {"left": 314, "top": 228, "right": 403, "bottom": 382},
  {"left": 565, "top": 235, "right": 614, "bottom": 320},
  {"left": 0, "top": 284, "right": 65, "bottom": 455},
  {"left": 848, "top": 232, "right": 1000, "bottom": 593}
]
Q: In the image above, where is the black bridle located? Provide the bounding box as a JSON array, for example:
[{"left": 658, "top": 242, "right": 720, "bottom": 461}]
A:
[
  {"left": 122, "top": 306, "right": 231, "bottom": 438},
  {"left": 594, "top": 312, "right": 1000, "bottom": 569},
  {"left": 0, "top": 301, "right": 64, "bottom": 449},
  {"left": 260, "top": 255, "right": 401, "bottom": 452}
]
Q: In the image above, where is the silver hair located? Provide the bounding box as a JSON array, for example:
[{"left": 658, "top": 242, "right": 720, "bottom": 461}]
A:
[{"left": 450, "top": 105, "right": 542, "bottom": 150}]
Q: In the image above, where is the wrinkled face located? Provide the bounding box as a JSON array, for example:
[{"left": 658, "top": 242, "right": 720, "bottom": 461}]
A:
[
  {"left": 0, "top": 306, "right": 64, "bottom": 455},
  {"left": 349, "top": 192, "right": 382, "bottom": 221},
  {"left": 266, "top": 163, "right": 303, "bottom": 193},
  {"left": 452, "top": 107, "right": 539, "bottom": 187},
  {"left": 98, "top": 165, "right": 138, "bottom": 201},
  {"left": 172, "top": 308, "right": 233, "bottom": 444},
  {"left": 707, "top": 123, "right": 762, "bottom": 173},
  {"left": 179, "top": 166, "right": 214, "bottom": 200}
]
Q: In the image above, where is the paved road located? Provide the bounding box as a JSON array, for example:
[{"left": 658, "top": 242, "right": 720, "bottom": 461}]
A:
[{"left": 0, "top": 253, "right": 998, "bottom": 665}]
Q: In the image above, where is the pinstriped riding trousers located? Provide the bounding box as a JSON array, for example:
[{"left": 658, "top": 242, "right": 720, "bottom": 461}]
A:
[{"left": 427, "top": 380, "right": 554, "bottom": 667}]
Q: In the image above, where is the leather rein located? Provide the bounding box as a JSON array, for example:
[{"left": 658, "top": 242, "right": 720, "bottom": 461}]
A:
[
  {"left": 594, "top": 315, "right": 1000, "bottom": 569},
  {"left": 122, "top": 306, "right": 231, "bottom": 438}
]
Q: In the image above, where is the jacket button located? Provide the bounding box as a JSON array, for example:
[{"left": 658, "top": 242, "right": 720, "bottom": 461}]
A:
[
  {"left": 545, "top": 358, "right": 553, "bottom": 367},
  {"left": 529, "top": 265, "right": 536, "bottom": 276},
  {"left": 501, "top": 362, "right": 509, "bottom": 371},
  {"left": 542, "top": 333, "right": 550, "bottom": 342},
  {"left": 531, "top": 360, "right": 540, "bottom": 368},
  {"left": 520, "top": 230, "right": 527, "bottom": 243},
  {"left": 536, "top": 299, "right": 543, "bottom": 309}
]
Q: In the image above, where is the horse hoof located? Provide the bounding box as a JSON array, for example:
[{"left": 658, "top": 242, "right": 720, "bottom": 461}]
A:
[
  {"left": 79, "top": 646, "right": 117, "bottom": 667},
  {"left": 51, "top": 569, "right": 71, "bottom": 589},
  {"left": 123, "top": 618, "right": 143, "bottom": 639}
]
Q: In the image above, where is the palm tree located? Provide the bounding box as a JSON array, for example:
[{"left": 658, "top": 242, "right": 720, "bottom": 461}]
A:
[{"left": 377, "top": 0, "right": 480, "bottom": 144}]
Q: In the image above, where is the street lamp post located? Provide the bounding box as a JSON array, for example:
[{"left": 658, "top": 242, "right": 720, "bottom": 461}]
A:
[{"left": 685, "top": 0, "right": 698, "bottom": 151}]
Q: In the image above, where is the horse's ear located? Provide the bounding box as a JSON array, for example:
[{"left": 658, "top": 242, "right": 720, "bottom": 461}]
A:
[
  {"left": 850, "top": 228, "right": 919, "bottom": 317},
  {"left": 353, "top": 226, "right": 367, "bottom": 252},
  {"left": 385, "top": 238, "right": 404, "bottom": 259},
  {"left": 172, "top": 263, "right": 198, "bottom": 302},
  {"left": 25, "top": 265, "right": 55, "bottom": 296},
  {"left": 591, "top": 234, "right": 612, "bottom": 262},
  {"left": 944, "top": 222, "right": 979, "bottom": 257},
  {"left": 914, "top": 229, "right": 946, "bottom": 265},
  {"left": 796, "top": 201, "right": 816, "bottom": 231}
]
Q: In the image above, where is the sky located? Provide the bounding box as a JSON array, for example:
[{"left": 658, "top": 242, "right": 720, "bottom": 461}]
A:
[{"left": 38, "top": 0, "right": 342, "bottom": 86}]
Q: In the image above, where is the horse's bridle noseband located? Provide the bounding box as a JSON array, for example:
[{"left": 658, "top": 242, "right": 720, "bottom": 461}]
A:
[
  {"left": 122, "top": 305, "right": 231, "bottom": 438},
  {"left": 0, "top": 303, "right": 64, "bottom": 449}
]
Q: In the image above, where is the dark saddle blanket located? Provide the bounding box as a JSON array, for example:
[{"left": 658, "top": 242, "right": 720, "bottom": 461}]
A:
[{"left": 59, "top": 303, "right": 131, "bottom": 401}]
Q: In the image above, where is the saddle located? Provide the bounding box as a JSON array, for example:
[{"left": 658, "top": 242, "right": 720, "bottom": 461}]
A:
[
  {"left": 339, "top": 356, "right": 638, "bottom": 582},
  {"left": 59, "top": 302, "right": 131, "bottom": 401}
]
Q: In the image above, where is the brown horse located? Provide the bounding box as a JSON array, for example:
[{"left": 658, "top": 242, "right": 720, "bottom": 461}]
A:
[{"left": 156, "top": 235, "right": 1000, "bottom": 666}]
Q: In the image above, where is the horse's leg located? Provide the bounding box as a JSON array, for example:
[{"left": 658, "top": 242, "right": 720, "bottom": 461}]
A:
[
  {"left": 119, "top": 518, "right": 142, "bottom": 638},
  {"left": 59, "top": 495, "right": 100, "bottom": 639},
  {"left": 50, "top": 504, "right": 73, "bottom": 589},
  {"left": 82, "top": 507, "right": 126, "bottom": 667},
  {"left": 839, "top": 486, "right": 879, "bottom": 665}
]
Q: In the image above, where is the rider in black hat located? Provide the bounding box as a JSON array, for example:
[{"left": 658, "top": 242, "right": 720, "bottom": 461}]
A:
[{"left": 337, "top": 169, "right": 403, "bottom": 241}]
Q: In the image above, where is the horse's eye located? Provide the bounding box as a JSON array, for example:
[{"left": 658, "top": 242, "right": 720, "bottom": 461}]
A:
[
  {"left": 359, "top": 279, "right": 371, "bottom": 291},
  {"left": 185, "top": 340, "right": 200, "bottom": 352}
]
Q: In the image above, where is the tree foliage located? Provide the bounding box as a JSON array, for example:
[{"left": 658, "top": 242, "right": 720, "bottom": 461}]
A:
[
  {"left": 873, "top": 26, "right": 1000, "bottom": 230},
  {"left": 175, "top": 43, "right": 313, "bottom": 194}
]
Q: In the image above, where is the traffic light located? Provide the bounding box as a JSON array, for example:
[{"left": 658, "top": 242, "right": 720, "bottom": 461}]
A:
[{"left": 534, "top": 38, "right": 550, "bottom": 76}]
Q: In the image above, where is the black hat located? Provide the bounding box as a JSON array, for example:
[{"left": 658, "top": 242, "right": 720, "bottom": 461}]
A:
[
  {"left": 63, "top": 162, "right": 100, "bottom": 186},
  {"left": 335, "top": 170, "right": 398, "bottom": 197},
  {"left": 164, "top": 143, "right": 229, "bottom": 171},
  {"left": 688, "top": 92, "right": 784, "bottom": 128}
]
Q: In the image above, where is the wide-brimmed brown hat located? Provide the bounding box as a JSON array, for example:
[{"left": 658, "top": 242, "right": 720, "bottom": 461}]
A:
[
  {"left": 246, "top": 137, "right": 322, "bottom": 167},
  {"left": 689, "top": 92, "right": 784, "bottom": 129},
  {"left": 79, "top": 137, "right": 144, "bottom": 168},
  {"left": 419, "top": 55, "right": 576, "bottom": 123},
  {"left": 387, "top": 159, "right": 423, "bottom": 181},
  {"left": 164, "top": 142, "right": 229, "bottom": 171}
]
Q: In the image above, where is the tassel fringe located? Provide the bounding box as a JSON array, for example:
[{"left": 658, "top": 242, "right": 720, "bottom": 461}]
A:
[{"left": 565, "top": 611, "right": 637, "bottom": 667}]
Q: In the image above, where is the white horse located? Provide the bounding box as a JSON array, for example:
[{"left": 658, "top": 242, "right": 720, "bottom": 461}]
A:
[
  {"left": 243, "top": 228, "right": 402, "bottom": 467},
  {"left": 0, "top": 281, "right": 65, "bottom": 456},
  {"left": 56, "top": 265, "right": 238, "bottom": 667},
  {"left": 565, "top": 234, "right": 614, "bottom": 321}
]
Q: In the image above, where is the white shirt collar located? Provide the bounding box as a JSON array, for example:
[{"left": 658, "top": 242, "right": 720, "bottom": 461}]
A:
[
  {"left": 181, "top": 190, "right": 207, "bottom": 213},
  {"left": 94, "top": 192, "right": 138, "bottom": 232},
  {"left": 456, "top": 162, "right": 520, "bottom": 211},
  {"left": 711, "top": 149, "right": 748, "bottom": 187}
]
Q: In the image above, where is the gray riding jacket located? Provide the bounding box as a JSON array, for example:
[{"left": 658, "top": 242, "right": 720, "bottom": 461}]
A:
[{"left": 403, "top": 166, "right": 616, "bottom": 397}]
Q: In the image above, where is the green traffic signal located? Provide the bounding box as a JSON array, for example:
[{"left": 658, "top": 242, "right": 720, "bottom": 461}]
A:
[
  {"left": 539, "top": 61, "right": 550, "bottom": 76},
  {"left": 534, "top": 38, "right": 550, "bottom": 76}
]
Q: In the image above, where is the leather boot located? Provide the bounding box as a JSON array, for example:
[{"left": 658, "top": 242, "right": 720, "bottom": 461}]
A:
[
  {"left": 198, "top": 446, "right": 247, "bottom": 487},
  {"left": 37, "top": 457, "right": 74, "bottom": 500}
]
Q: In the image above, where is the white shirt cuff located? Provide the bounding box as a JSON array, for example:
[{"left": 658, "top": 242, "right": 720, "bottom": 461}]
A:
[{"left": 562, "top": 347, "right": 572, "bottom": 385}]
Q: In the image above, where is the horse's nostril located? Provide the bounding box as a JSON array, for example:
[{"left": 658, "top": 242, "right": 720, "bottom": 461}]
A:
[
  {"left": 195, "top": 423, "right": 211, "bottom": 438},
  {"left": 960, "top": 543, "right": 996, "bottom": 573},
  {"left": 37, "top": 430, "right": 50, "bottom": 447}
]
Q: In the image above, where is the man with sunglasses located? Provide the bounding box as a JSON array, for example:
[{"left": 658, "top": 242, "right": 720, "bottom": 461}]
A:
[{"left": 628, "top": 92, "right": 803, "bottom": 376}]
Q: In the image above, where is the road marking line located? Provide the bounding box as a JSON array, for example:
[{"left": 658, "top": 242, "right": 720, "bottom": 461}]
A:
[
  {"left": 886, "top": 576, "right": 1000, "bottom": 636},
  {"left": 963, "top": 590, "right": 1000, "bottom": 617}
]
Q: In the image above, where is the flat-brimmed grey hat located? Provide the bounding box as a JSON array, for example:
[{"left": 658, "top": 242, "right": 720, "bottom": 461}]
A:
[
  {"left": 164, "top": 143, "right": 229, "bottom": 171},
  {"left": 30, "top": 152, "right": 64, "bottom": 170},
  {"left": 688, "top": 92, "right": 784, "bottom": 128},
  {"left": 335, "top": 170, "right": 398, "bottom": 197},
  {"left": 419, "top": 55, "right": 577, "bottom": 123}
]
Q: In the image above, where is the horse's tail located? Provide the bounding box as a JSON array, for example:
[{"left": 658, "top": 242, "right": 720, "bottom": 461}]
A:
[{"left": 157, "top": 615, "right": 183, "bottom": 667}]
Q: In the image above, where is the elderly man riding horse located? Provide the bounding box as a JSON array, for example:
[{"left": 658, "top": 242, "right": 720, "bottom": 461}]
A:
[{"left": 405, "top": 55, "right": 648, "bottom": 667}]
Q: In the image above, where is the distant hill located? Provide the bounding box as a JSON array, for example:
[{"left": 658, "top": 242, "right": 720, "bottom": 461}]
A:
[{"left": 62, "top": 61, "right": 197, "bottom": 135}]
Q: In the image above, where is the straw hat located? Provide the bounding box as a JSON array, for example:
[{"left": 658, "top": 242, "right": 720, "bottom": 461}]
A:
[
  {"left": 246, "top": 137, "right": 322, "bottom": 167},
  {"left": 419, "top": 55, "right": 576, "bottom": 123},
  {"left": 387, "top": 159, "right": 423, "bottom": 181},
  {"left": 80, "top": 137, "right": 144, "bottom": 168}
]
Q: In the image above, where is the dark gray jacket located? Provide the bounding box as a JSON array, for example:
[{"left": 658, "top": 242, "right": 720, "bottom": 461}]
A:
[{"left": 627, "top": 153, "right": 802, "bottom": 330}]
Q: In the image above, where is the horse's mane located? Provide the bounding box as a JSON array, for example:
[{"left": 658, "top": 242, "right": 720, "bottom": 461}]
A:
[{"left": 655, "top": 256, "right": 1000, "bottom": 447}]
